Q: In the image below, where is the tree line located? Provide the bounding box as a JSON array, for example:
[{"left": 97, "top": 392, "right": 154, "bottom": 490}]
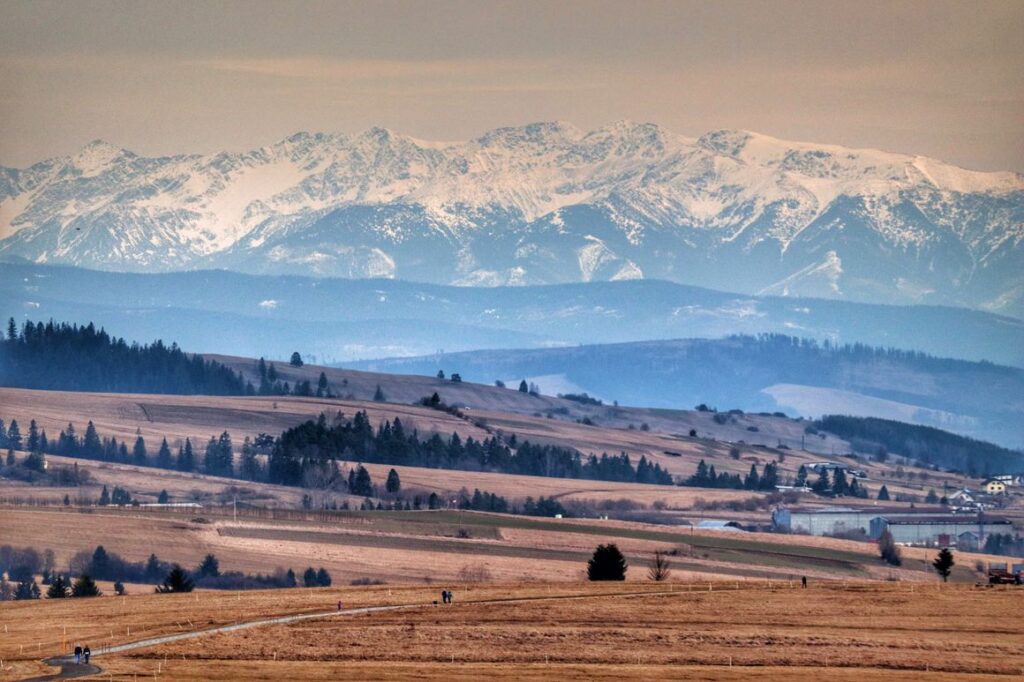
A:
[
  {"left": 0, "top": 319, "right": 250, "bottom": 395},
  {"left": 0, "top": 543, "right": 332, "bottom": 601},
  {"left": 266, "top": 411, "right": 673, "bottom": 487}
]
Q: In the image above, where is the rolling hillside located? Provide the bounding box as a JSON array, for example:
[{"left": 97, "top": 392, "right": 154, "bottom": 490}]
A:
[
  {"left": 2, "top": 263, "right": 1022, "bottom": 366},
  {"left": 348, "top": 336, "right": 1024, "bottom": 449}
]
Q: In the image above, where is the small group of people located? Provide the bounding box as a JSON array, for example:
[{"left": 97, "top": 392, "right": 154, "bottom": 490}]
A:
[
  {"left": 440, "top": 589, "right": 454, "bottom": 604},
  {"left": 73, "top": 644, "right": 91, "bottom": 665}
]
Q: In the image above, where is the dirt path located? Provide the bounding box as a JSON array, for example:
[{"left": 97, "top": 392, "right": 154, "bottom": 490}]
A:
[
  {"left": 29, "top": 587, "right": 685, "bottom": 679},
  {"left": 23, "top": 659, "right": 100, "bottom": 681}
]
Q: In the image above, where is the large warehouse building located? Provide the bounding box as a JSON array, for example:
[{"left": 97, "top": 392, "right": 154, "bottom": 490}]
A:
[
  {"left": 869, "top": 514, "right": 1013, "bottom": 548},
  {"left": 773, "top": 506, "right": 1014, "bottom": 547}
]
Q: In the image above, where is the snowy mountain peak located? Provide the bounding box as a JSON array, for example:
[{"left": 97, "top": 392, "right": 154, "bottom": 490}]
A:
[
  {"left": 67, "top": 140, "right": 134, "bottom": 177},
  {"left": 0, "top": 122, "right": 1021, "bottom": 316}
]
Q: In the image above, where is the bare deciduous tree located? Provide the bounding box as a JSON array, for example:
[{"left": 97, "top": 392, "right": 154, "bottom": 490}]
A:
[{"left": 648, "top": 550, "right": 672, "bottom": 581}]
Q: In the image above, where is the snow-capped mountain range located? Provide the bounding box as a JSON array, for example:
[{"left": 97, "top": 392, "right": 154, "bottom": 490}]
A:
[{"left": 1, "top": 121, "right": 1022, "bottom": 315}]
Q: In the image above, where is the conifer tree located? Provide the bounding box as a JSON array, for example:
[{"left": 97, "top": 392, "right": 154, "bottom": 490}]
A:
[
  {"left": 46, "top": 575, "right": 70, "bottom": 598},
  {"left": 132, "top": 432, "right": 147, "bottom": 465},
  {"left": 385, "top": 468, "right": 401, "bottom": 494},
  {"left": 933, "top": 547, "right": 955, "bottom": 582},
  {"left": 71, "top": 574, "right": 101, "bottom": 597},
  {"left": 156, "top": 565, "right": 194, "bottom": 593},
  {"left": 156, "top": 438, "right": 173, "bottom": 469},
  {"left": 587, "top": 544, "right": 627, "bottom": 581}
]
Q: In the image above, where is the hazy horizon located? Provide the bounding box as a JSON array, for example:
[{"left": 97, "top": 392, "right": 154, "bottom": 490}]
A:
[{"left": 2, "top": 0, "right": 1022, "bottom": 172}]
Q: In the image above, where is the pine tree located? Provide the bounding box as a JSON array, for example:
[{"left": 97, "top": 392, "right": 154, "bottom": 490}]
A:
[
  {"left": 303, "top": 567, "right": 318, "bottom": 587},
  {"left": 284, "top": 568, "right": 297, "bottom": 587},
  {"left": 156, "top": 565, "right": 194, "bottom": 593},
  {"left": 518, "top": 380, "right": 529, "bottom": 393},
  {"left": 14, "top": 578, "right": 41, "bottom": 600},
  {"left": 317, "top": 372, "right": 329, "bottom": 397},
  {"left": 132, "top": 432, "right": 147, "bottom": 465},
  {"left": 7, "top": 419, "right": 21, "bottom": 451},
  {"left": 158, "top": 489, "right": 169, "bottom": 504},
  {"left": 156, "top": 438, "right": 173, "bottom": 468},
  {"left": 196, "top": 554, "right": 220, "bottom": 579},
  {"left": 932, "top": 547, "right": 955, "bottom": 582},
  {"left": 832, "top": 468, "right": 849, "bottom": 496},
  {"left": 6, "top": 317, "right": 17, "bottom": 341},
  {"left": 385, "top": 468, "right": 401, "bottom": 494},
  {"left": 98, "top": 485, "right": 110, "bottom": 506},
  {"left": 241, "top": 436, "right": 262, "bottom": 480},
  {"left": 316, "top": 567, "right": 332, "bottom": 587},
  {"left": 878, "top": 484, "right": 891, "bottom": 501},
  {"left": 71, "top": 574, "right": 101, "bottom": 597},
  {"left": 373, "top": 385, "right": 386, "bottom": 402},
  {"left": 290, "top": 352, "right": 304, "bottom": 367},
  {"left": 26, "top": 419, "right": 40, "bottom": 453},
  {"left": 83, "top": 421, "right": 101, "bottom": 458},
  {"left": 178, "top": 438, "right": 195, "bottom": 471},
  {"left": 587, "top": 544, "right": 627, "bottom": 581},
  {"left": 46, "top": 575, "right": 70, "bottom": 598}
]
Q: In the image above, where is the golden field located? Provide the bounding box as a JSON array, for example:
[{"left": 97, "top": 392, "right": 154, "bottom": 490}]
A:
[{"left": 3, "top": 582, "right": 1022, "bottom": 680}]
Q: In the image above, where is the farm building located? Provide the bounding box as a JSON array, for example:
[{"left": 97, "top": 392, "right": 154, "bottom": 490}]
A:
[
  {"left": 869, "top": 514, "right": 1013, "bottom": 547},
  {"left": 772, "top": 506, "right": 887, "bottom": 536}
]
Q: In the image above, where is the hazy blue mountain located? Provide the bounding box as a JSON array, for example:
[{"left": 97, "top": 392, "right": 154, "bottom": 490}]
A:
[
  {"left": 1, "top": 263, "right": 1021, "bottom": 367},
  {"left": 1, "top": 123, "right": 1021, "bottom": 315},
  {"left": 347, "top": 336, "right": 1024, "bottom": 450}
]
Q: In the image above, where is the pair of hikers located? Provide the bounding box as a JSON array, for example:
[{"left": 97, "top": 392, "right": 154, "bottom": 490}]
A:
[
  {"left": 73, "top": 645, "right": 91, "bottom": 665},
  {"left": 441, "top": 589, "right": 453, "bottom": 604}
]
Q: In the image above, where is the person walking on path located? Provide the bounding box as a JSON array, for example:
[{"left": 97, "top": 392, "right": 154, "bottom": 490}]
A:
[
  {"left": 74, "top": 645, "right": 82, "bottom": 665},
  {"left": 801, "top": 576, "right": 807, "bottom": 588},
  {"left": 83, "top": 646, "right": 91, "bottom": 664}
]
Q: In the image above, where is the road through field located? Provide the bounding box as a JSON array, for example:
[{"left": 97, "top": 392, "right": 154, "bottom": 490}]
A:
[{"left": 30, "top": 587, "right": 687, "bottom": 680}]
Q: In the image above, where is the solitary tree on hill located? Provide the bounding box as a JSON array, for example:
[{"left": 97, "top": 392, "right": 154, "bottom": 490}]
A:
[
  {"left": 290, "top": 352, "right": 304, "bottom": 367},
  {"left": 877, "top": 484, "right": 890, "bottom": 501},
  {"left": 587, "top": 544, "right": 627, "bottom": 581},
  {"left": 933, "top": 547, "right": 955, "bottom": 582},
  {"left": 518, "top": 380, "right": 529, "bottom": 393},
  {"left": 648, "top": 550, "right": 672, "bottom": 582},
  {"left": 373, "top": 385, "right": 386, "bottom": 402}
]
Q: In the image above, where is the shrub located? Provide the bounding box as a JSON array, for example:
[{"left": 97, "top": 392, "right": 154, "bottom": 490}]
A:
[{"left": 587, "top": 544, "right": 627, "bottom": 581}]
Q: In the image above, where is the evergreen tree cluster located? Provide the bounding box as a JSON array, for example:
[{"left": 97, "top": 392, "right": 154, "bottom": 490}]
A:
[
  {"left": 1, "top": 319, "right": 251, "bottom": 395},
  {"left": 266, "top": 411, "right": 673, "bottom": 487},
  {"left": 683, "top": 459, "right": 780, "bottom": 490}
]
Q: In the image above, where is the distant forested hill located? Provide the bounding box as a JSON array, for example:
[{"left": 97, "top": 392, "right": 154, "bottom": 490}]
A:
[
  {"left": 814, "top": 416, "right": 1024, "bottom": 477},
  {"left": 0, "top": 319, "right": 250, "bottom": 395},
  {"left": 1, "top": 263, "right": 1022, "bottom": 367},
  {"left": 350, "top": 334, "right": 1024, "bottom": 449}
]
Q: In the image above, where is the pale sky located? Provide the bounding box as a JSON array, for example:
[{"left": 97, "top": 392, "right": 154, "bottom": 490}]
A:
[{"left": 1, "top": 0, "right": 1022, "bottom": 171}]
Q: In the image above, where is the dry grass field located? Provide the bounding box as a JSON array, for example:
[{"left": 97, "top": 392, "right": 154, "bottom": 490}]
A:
[
  {"left": 3, "top": 582, "right": 1022, "bottom": 680},
  {"left": 0, "top": 386, "right": 977, "bottom": 501},
  {"left": 0, "top": 505, "right": 1003, "bottom": 594}
]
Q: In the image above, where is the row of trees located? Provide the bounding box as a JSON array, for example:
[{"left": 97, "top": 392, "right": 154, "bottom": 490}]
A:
[
  {"left": 1, "top": 319, "right": 250, "bottom": 395},
  {"left": 266, "top": 412, "right": 673, "bottom": 488},
  {"left": 683, "top": 459, "right": 781, "bottom": 491}
]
